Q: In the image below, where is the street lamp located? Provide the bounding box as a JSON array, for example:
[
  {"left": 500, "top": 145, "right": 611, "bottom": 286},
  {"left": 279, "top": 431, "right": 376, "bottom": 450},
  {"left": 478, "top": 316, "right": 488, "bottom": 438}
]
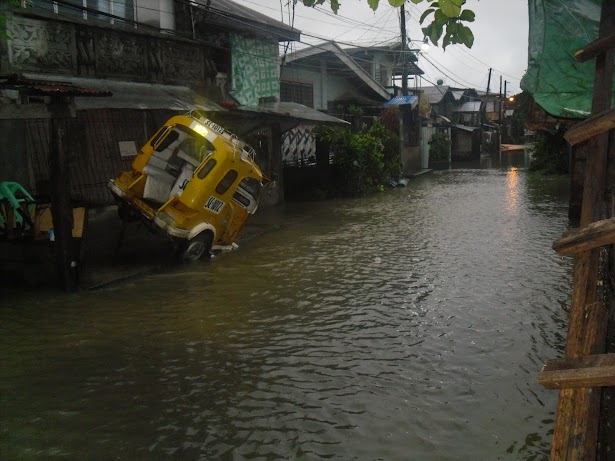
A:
[{"left": 408, "top": 36, "right": 430, "bottom": 52}]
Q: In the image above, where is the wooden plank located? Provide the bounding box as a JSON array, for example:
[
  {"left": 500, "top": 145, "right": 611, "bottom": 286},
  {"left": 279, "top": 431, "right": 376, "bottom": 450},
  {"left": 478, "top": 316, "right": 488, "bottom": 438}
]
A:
[
  {"left": 575, "top": 33, "right": 615, "bottom": 63},
  {"left": 564, "top": 108, "right": 615, "bottom": 146},
  {"left": 539, "top": 353, "right": 615, "bottom": 389},
  {"left": 553, "top": 216, "right": 615, "bottom": 255},
  {"left": 550, "top": 2, "right": 615, "bottom": 459}
]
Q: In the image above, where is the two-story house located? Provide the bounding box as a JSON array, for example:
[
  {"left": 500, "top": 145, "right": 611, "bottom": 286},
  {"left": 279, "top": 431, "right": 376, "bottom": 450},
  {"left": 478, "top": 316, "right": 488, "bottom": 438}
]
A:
[
  {"left": 0, "top": 0, "right": 303, "bottom": 207},
  {"left": 279, "top": 40, "right": 425, "bottom": 175}
]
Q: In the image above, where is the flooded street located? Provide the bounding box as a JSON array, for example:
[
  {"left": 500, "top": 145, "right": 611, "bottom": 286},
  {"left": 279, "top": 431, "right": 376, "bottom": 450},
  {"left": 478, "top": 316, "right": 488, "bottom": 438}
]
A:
[{"left": 1, "top": 152, "right": 572, "bottom": 460}]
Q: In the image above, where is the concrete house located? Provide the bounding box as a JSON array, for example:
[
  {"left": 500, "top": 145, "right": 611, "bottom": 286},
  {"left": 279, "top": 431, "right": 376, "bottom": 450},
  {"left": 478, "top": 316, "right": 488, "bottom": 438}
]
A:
[
  {"left": 281, "top": 41, "right": 392, "bottom": 115},
  {"left": 0, "top": 0, "right": 313, "bottom": 208},
  {"left": 280, "top": 40, "right": 425, "bottom": 175}
]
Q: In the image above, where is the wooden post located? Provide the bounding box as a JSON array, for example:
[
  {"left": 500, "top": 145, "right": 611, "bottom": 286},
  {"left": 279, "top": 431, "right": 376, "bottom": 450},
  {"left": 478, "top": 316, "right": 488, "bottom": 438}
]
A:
[
  {"left": 550, "top": 2, "right": 615, "bottom": 460},
  {"left": 48, "top": 98, "right": 78, "bottom": 292}
]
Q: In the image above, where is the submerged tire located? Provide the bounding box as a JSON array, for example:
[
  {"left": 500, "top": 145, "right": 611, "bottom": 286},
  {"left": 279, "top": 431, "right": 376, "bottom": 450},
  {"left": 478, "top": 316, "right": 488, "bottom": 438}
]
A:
[{"left": 179, "top": 232, "right": 213, "bottom": 263}]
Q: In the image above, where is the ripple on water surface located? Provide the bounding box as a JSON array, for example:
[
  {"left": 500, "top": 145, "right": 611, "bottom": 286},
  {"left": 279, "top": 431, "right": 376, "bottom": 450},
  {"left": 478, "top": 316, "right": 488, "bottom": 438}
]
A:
[{"left": 1, "top": 168, "right": 571, "bottom": 460}]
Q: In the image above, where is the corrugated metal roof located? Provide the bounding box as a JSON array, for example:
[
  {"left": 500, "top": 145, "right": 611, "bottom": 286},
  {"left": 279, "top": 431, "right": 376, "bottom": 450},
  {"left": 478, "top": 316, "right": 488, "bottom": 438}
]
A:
[
  {"left": 385, "top": 95, "right": 418, "bottom": 107},
  {"left": 418, "top": 85, "right": 450, "bottom": 104},
  {"left": 237, "top": 102, "right": 349, "bottom": 124},
  {"left": 21, "top": 73, "right": 224, "bottom": 112},
  {"left": 454, "top": 101, "right": 481, "bottom": 113}
]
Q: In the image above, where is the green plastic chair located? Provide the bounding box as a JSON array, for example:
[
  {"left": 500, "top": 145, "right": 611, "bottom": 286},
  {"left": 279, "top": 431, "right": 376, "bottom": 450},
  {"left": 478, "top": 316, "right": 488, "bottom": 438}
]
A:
[{"left": 0, "top": 181, "right": 36, "bottom": 230}]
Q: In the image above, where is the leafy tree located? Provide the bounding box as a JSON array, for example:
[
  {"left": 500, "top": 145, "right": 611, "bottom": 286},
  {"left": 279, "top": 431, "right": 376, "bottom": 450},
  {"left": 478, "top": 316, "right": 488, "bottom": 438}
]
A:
[
  {"left": 529, "top": 131, "right": 569, "bottom": 175},
  {"left": 300, "top": 0, "right": 475, "bottom": 49}
]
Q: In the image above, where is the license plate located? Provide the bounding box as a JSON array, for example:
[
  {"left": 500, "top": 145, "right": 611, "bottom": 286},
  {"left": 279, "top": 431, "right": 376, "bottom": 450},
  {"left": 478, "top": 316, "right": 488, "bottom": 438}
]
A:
[{"left": 204, "top": 196, "right": 225, "bottom": 214}]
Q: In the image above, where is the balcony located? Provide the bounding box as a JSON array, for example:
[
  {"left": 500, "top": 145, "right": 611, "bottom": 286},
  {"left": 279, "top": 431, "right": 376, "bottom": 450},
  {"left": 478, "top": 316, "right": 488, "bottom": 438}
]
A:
[{"left": 2, "top": 6, "right": 220, "bottom": 88}]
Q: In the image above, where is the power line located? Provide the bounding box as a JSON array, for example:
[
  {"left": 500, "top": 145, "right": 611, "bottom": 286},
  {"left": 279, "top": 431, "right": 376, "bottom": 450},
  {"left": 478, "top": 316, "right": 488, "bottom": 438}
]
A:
[{"left": 30, "top": 0, "right": 495, "bottom": 95}]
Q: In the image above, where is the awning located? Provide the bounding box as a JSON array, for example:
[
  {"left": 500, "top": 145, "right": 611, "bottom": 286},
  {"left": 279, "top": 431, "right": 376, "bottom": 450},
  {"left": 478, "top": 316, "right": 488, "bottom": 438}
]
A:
[
  {"left": 216, "top": 101, "right": 348, "bottom": 135},
  {"left": 452, "top": 124, "right": 480, "bottom": 132},
  {"left": 236, "top": 101, "right": 349, "bottom": 125},
  {"left": 0, "top": 74, "right": 111, "bottom": 97},
  {"left": 385, "top": 95, "right": 418, "bottom": 108},
  {"left": 21, "top": 73, "right": 225, "bottom": 112}
]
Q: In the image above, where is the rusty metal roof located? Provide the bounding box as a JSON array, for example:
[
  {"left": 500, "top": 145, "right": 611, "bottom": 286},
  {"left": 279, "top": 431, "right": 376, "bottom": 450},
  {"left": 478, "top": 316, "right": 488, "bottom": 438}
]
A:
[
  {"left": 17, "top": 73, "right": 224, "bottom": 112},
  {"left": 0, "top": 74, "right": 111, "bottom": 97}
]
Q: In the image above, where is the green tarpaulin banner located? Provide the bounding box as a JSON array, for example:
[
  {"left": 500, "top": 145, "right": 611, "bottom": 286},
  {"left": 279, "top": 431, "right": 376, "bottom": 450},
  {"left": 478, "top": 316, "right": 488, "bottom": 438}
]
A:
[
  {"left": 230, "top": 35, "right": 279, "bottom": 107},
  {"left": 521, "top": 0, "right": 614, "bottom": 119}
]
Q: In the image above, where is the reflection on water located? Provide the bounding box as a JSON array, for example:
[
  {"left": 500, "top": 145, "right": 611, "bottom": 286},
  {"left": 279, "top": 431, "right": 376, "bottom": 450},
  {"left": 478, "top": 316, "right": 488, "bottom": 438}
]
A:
[
  {"left": 506, "top": 168, "right": 520, "bottom": 214},
  {"left": 1, "top": 156, "right": 571, "bottom": 460}
]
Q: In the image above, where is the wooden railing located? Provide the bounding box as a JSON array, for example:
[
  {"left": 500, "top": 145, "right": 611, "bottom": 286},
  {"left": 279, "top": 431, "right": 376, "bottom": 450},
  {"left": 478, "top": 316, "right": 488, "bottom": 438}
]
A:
[{"left": 538, "top": 3, "right": 615, "bottom": 459}]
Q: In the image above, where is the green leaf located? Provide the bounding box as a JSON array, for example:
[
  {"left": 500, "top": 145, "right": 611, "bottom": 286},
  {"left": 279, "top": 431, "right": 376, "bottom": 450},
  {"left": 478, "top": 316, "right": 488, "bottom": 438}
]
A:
[
  {"left": 419, "top": 8, "right": 435, "bottom": 24},
  {"left": 442, "top": 32, "right": 453, "bottom": 49},
  {"left": 459, "top": 9, "right": 475, "bottom": 22},
  {"left": 389, "top": 0, "right": 406, "bottom": 6},
  {"left": 410, "top": 0, "right": 426, "bottom": 4},
  {"left": 457, "top": 23, "right": 474, "bottom": 48},
  {"left": 330, "top": 0, "right": 340, "bottom": 13},
  {"left": 368, "top": 0, "right": 380, "bottom": 10},
  {"left": 434, "top": 8, "right": 447, "bottom": 22},
  {"left": 438, "top": 0, "right": 462, "bottom": 18},
  {"left": 428, "top": 18, "right": 444, "bottom": 44},
  {"left": 422, "top": 24, "right": 433, "bottom": 43}
]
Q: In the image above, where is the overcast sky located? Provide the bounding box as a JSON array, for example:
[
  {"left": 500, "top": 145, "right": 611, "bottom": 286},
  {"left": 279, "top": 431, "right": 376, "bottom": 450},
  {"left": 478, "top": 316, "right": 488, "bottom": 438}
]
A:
[{"left": 232, "top": 0, "right": 528, "bottom": 96}]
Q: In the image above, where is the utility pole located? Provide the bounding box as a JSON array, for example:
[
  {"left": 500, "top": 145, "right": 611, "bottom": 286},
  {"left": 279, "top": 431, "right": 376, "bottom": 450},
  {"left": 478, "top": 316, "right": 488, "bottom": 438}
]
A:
[
  {"left": 499, "top": 75, "right": 503, "bottom": 122},
  {"left": 482, "top": 68, "right": 492, "bottom": 124},
  {"left": 400, "top": 3, "right": 408, "bottom": 96},
  {"left": 499, "top": 75, "right": 503, "bottom": 148}
]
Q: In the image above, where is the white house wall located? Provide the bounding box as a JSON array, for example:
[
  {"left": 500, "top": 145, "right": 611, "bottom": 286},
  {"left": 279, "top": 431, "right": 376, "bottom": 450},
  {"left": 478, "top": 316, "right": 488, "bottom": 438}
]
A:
[
  {"left": 282, "top": 66, "right": 324, "bottom": 109},
  {"left": 282, "top": 64, "right": 374, "bottom": 111}
]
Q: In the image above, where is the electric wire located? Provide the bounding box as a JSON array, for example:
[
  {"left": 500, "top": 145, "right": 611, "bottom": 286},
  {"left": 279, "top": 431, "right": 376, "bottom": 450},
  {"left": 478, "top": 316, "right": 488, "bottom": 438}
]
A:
[{"left": 29, "top": 0, "right": 508, "bottom": 94}]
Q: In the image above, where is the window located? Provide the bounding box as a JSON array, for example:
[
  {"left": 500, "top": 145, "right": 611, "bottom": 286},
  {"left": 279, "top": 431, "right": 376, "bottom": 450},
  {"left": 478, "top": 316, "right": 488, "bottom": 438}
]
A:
[
  {"left": 197, "top": 159, "right": 216, "bottom": 180},
  {"left": 150, "top": 126, "right": 171, "bottom": 148},
  {"left": 232, "top": 177, "right": 261, "bottom": 212},
  {"left": 215, "top": 170, "right": 238, "bottom": 195},
  {"left": 26, "top": 0, "right": 136, "bottom": 25},
  {"left": 154, "top": 129, "right": 179, "bottom": 152},
  {"left": 280, "top": 81, "right": 314, "bottom": 108}
]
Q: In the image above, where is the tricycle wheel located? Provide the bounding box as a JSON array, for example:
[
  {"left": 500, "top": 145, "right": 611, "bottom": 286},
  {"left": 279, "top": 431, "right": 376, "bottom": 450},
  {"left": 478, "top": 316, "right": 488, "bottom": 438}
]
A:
[{"left": 179, "top": 232, "right": 213, "bottom": 263}]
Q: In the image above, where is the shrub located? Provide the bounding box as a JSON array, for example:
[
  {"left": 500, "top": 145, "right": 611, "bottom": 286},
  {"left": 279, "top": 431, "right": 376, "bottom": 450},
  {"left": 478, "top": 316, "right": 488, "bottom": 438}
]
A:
[
  {"left": 429, "top": 133, "right": 451, "bottom": 162},
  {"left": 314, "top": 120, "right": 394, "bottom": 196}
]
